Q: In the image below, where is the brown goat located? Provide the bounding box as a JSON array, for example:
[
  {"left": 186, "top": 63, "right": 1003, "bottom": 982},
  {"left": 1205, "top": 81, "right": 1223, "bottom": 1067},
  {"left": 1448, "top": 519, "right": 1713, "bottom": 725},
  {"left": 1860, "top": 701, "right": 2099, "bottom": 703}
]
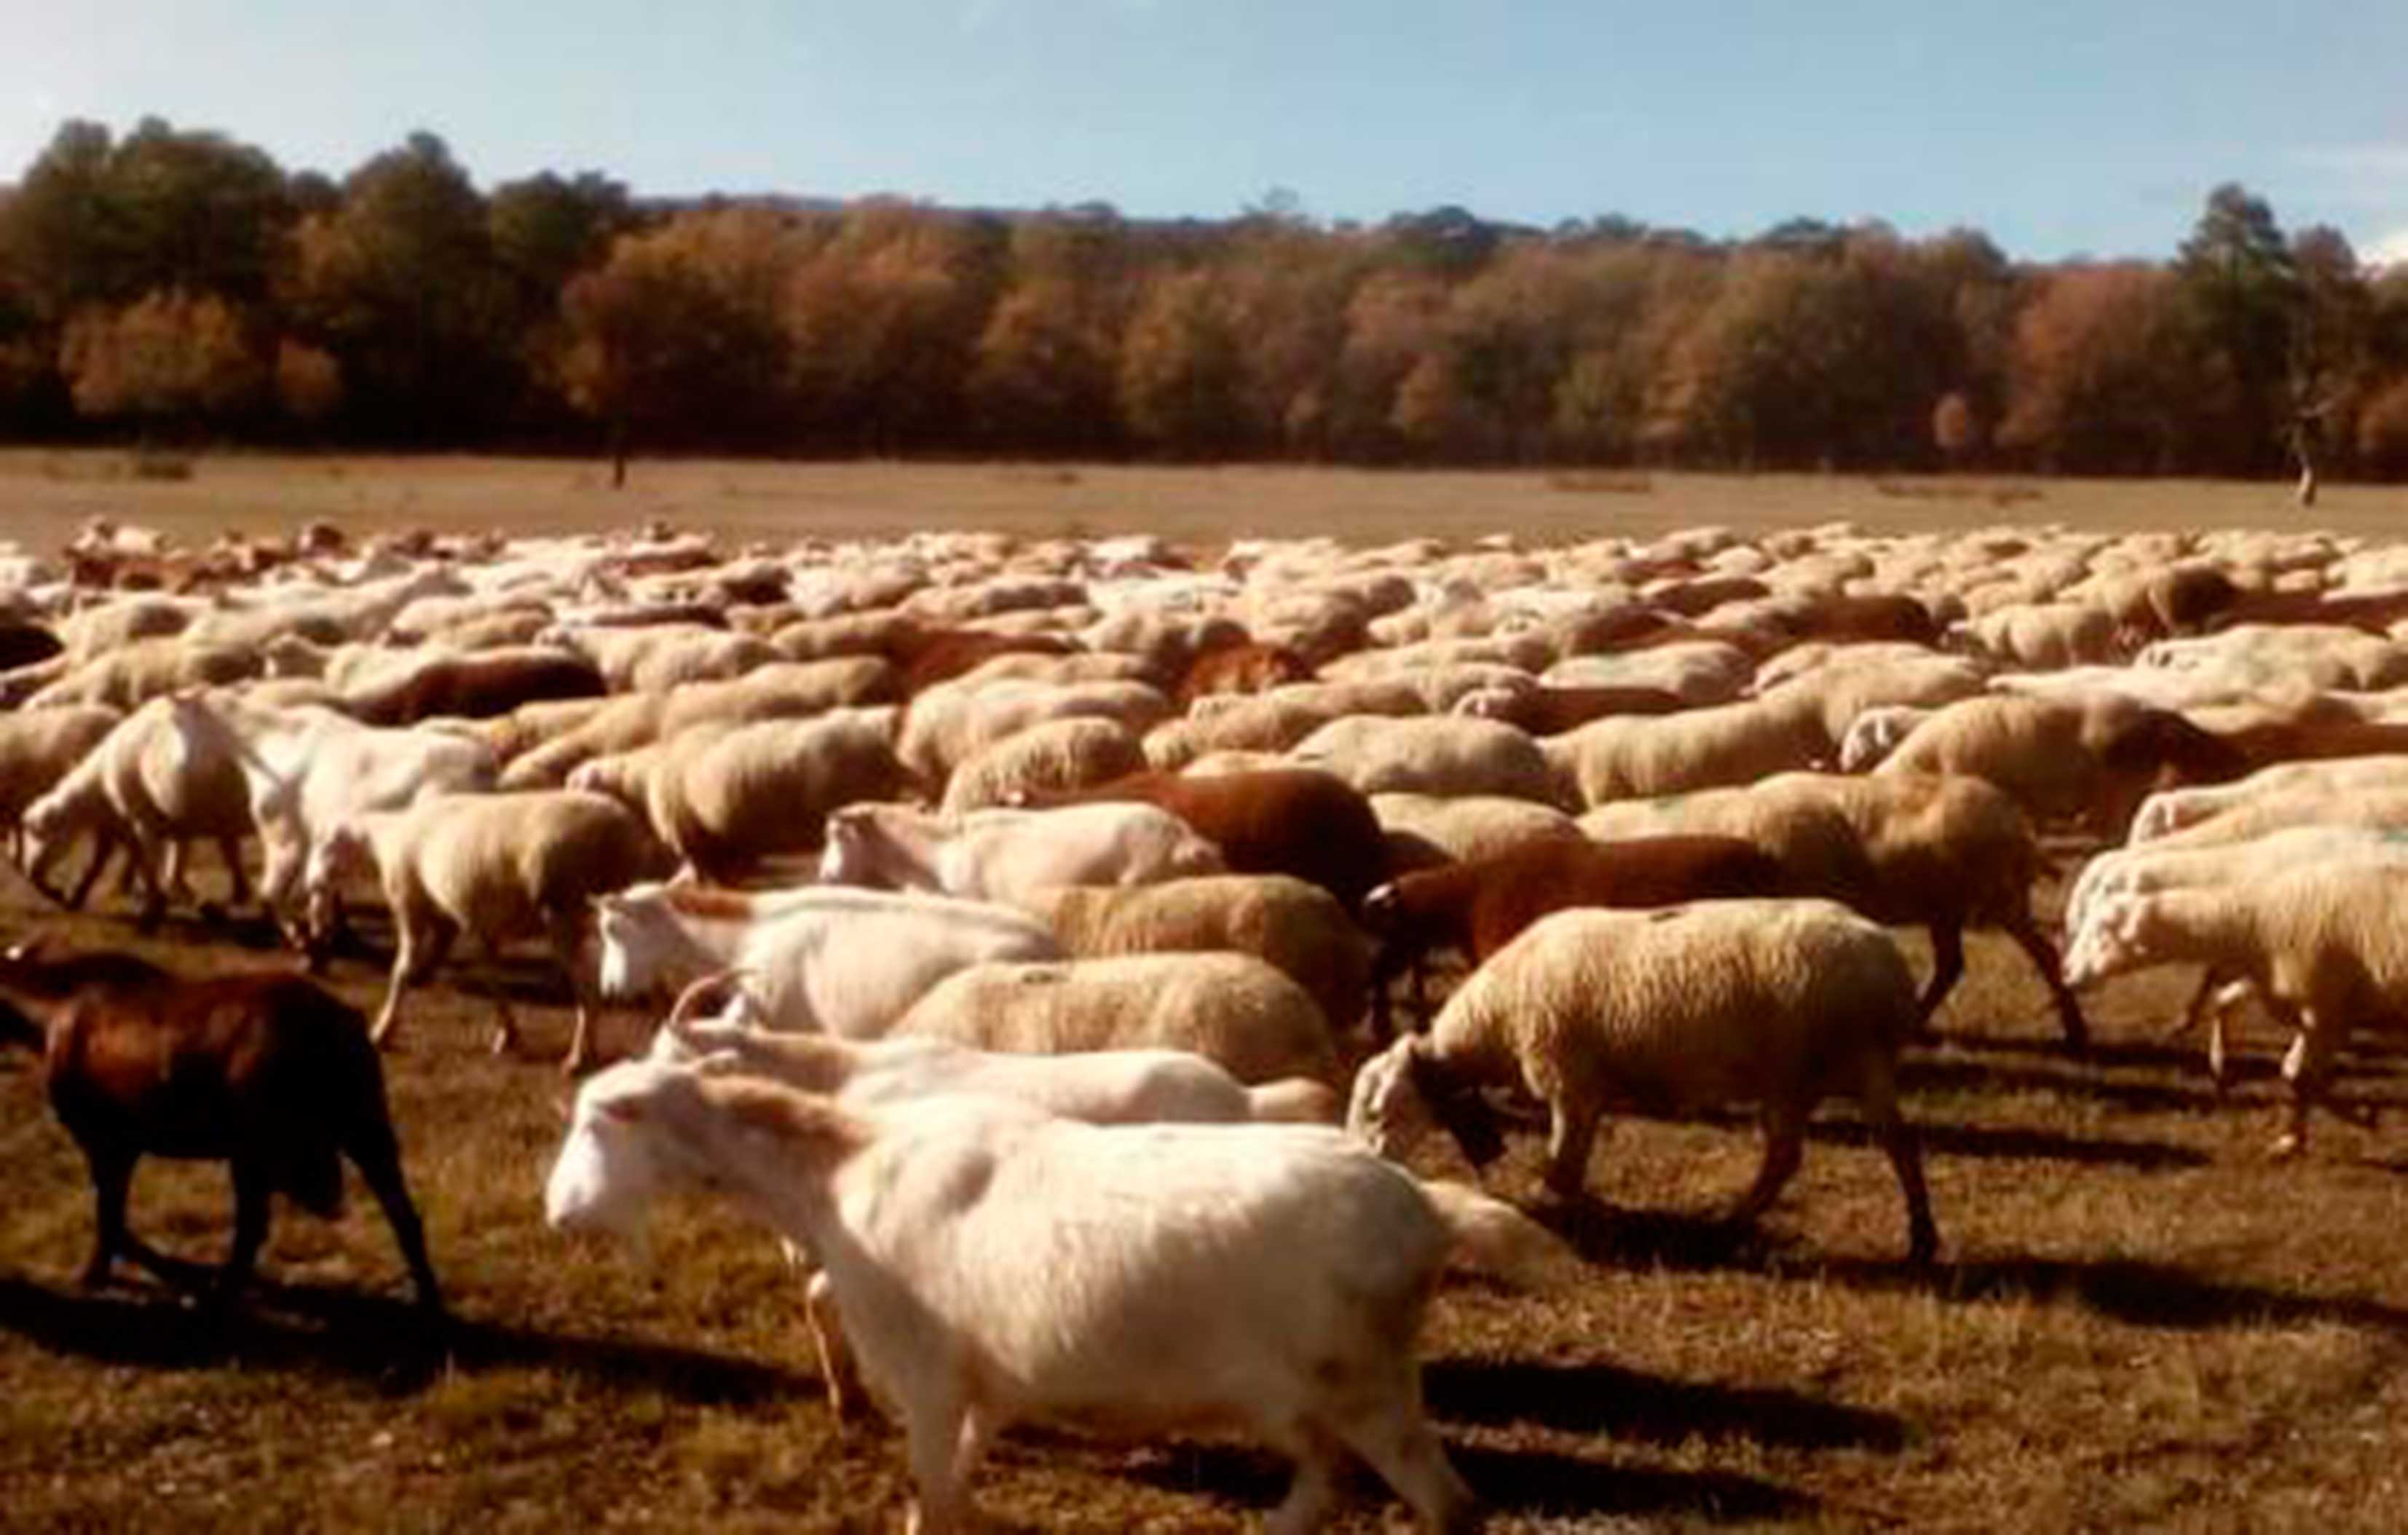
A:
[
  {"left": 1358, "top": 835, "right": 1785, "bottom": 1035},
  {"left": 0, "top": 941, "right": 442, "bottom": 1313},
  {"left": 1040, "top": 768, "right": 1391, "bottom": 915}
]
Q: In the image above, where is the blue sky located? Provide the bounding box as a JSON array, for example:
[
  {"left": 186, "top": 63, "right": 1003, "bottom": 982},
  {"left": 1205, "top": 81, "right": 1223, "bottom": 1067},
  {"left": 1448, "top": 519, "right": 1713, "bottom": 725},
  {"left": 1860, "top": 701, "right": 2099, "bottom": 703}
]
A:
[{"left": 9, "top": 0, "right": 2408, "bottom": 262}]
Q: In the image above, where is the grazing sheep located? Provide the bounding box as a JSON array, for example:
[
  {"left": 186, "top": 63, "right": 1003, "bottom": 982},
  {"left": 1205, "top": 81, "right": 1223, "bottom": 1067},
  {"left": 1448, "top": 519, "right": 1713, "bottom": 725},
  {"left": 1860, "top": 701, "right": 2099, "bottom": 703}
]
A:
[
  {"left": 900, "top": 677, "right": 1169, "bottom": 787},
  {"left": 1027, "top": 875, "right": 1374, "bottom": 1034},
  {"left": 892, "top": 952, "right": 1339, "bottom": 1084},
  {"left": 2129, "top": 756, "right": 2408, "bottom": 843},
  {"left": 25, "top": 637, "right": 261, "bottom": 711},
  {"left": 317, "top": 789, "right": 669, "bottom": 1072},
  {"left": 0, "top": 705, "right": 121, "bottom": 863},
  {"left": 2062, "top": 862, "right": 2408, "bottom": 1156},
  {"left": 938, "top": 716, "right": 1147, "bottom": 815},
  {"left": 1453, "top": 680, "right": 1684, "bottom": 735},
  {"left": 1349, "top": 899, "right": 1937, "bottom": 1262},
  {"left": 547, "top": 1062, "right": 1550, "bottom": 1532},
  {"left": 0, "top": 942, "right": 442, "bottom": 1313},
  {"left": 1369, "top": 792, "right": 1582, "bottom": 866},
  {"left": 342, "top": 647, "right": 607, "bottom": 727}
]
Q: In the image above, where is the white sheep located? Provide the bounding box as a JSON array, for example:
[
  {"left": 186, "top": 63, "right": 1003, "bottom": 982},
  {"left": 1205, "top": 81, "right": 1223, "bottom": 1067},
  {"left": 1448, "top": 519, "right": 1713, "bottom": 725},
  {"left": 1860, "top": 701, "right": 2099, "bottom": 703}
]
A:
[
  {"left": 936, "top": 715, "right": 1146, "bottom": 815},
  {"left": 2063, "top": 862, "right": 2408, "bottom": 1156},
  {"left": 637, "top": 708, "right": 907, "bottom": 883},
  {"left": 0, "top": 704, "right": 120, "bottom": 864},
  {"left": 317, "top": 789, "right": 668, "bottom": 1072},
  {"left": 1025, "top": 875, "right": 1374, "bottom": 1033},
  {"left": 2128, "top": 755, "right": 2408, "bottom": 843},
  {"left": 19, "top": 697, "right": 256, "bottom": 921},
  {"left": 547, "top": 1062, "right": 1560, "bottom": 1531},
  {"left": 892, "top": 952, "right": 1340, "bottom": 1084},
  {"left": 1368, "top": 792, "right": 1581, "bottom": 865},
  {"left": 1287, "top": 713, "right": 1567, "bottom": 807},
  {"left": 820, "top": 800, "right": 1223, "bottom": 912},
  {"left": 1348, "top": 898, "right": 1937, "bottom": 1262}
]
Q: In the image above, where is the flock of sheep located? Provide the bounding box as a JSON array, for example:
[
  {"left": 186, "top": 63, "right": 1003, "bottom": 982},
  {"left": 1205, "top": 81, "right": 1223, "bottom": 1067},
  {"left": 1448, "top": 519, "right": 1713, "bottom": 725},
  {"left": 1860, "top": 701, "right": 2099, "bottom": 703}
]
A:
[{"left": 4, "top": 510, "right": 2408, "bottom": 1529}]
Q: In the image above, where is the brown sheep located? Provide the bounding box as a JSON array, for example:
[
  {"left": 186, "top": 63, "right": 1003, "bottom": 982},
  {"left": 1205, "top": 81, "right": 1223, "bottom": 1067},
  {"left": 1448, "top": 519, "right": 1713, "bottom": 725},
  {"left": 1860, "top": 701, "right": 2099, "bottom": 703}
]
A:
[
  {"left": 344, "top": 648, "right": 607, "bottom": 726},
  {"left": 1358, "top": 834, "right": 1785, "bottom": 1035},
  {"left": 1038, "top": 768, "right": 1391, "bottom": 914}
]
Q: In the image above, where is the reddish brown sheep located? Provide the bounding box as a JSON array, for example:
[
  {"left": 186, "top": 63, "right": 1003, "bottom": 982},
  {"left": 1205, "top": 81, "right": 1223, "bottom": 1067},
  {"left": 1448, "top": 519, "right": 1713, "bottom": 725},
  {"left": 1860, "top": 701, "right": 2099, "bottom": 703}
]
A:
[
  {"left": 0, "top": 941, "right": 443, "bottom": 1313},
  {"left": 897, "top": 628, "right": 1079, "bottom": 695},
  {"left": 344, "top": 649, "right": 606, "bottom": 726},
  {"left": 1358, "top": 834, "right": 1785, "bottom": 1035},
  {"left": 1039, "top": 768, "right": 1391, "bottom": 915},
  {"left": 1175, "top": 642, "right": 1314, "bottom": 707}
]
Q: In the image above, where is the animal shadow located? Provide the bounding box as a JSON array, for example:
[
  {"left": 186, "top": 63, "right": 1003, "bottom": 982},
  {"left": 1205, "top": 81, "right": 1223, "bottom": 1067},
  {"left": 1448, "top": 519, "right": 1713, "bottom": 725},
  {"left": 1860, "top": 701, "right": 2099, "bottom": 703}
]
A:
[{"left": 1424, "top": 1354, "right": 1907, "bottom": 1451}]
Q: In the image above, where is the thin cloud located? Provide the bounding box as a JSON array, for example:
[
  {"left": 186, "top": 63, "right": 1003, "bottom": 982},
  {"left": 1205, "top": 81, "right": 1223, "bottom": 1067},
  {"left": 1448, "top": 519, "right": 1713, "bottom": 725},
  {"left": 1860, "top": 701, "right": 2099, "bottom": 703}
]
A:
[{"left": 2368, "top": 227, "right": 2408, "bottom": 269}]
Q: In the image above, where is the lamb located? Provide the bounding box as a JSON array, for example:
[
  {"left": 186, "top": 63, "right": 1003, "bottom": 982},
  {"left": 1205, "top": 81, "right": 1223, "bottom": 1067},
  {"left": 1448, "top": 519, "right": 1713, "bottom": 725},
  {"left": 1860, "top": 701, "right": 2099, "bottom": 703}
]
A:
[
  {"left": 0, "top": 941, "right": 442, "bottom": 1314},
  {"left": 2061, "top": 863, "right": 2408, "bottom": 1156},
  {"left": 1348, "top": 899, "right": 1937, "bottom": 1262},
  {"left": 936, "top": 716, "right": 1147, "bottom": 815},
  {"left": 591, "top": 881, "right": 1062, "bottom": 1031},
  {"left": 1358, "top": 834, "right": 1786, "bottom": 1035},
  {"left": 546, "top": 1062, "right": 1551, "bottom": 1531},
  {"left": 1287, "top": 713, "right": 1568, "bottom": 807},
  {"left": 891, "top": 952, "right": 1340, "bottom": 1084},
  {"left": 1026, "top": 875, "right": 1374, "bottom": 1035},
  {"left": 821, "top": 800, "right": 1223, "bottom": 912},
  {"left": 316, "top": 789, "right": 671, "bottom": 1072}
]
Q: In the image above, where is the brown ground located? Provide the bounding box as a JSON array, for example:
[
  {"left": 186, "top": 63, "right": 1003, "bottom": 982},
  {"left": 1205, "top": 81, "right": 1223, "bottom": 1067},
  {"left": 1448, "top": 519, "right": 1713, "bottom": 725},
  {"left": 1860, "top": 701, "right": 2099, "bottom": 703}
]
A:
[{"left": 7, "top": 463, "right": 2408, "bottom": 1531}]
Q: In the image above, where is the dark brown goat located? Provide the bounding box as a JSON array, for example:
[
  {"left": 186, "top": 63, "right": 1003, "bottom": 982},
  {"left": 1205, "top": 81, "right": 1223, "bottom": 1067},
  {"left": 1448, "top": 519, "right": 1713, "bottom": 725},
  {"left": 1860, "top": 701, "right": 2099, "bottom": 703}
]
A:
[
  {"left": 1358, "top": 835, "right": 1785, "bottom": 1035},
  {"left": 1040, "top": 768, "right": 1391, "bottom": 915},
  {"left": 0, "top": 942, "right": 443, "bottom": 1313},
  {"left": 344, "top": 649, "right": 606, "bottom": 727}
]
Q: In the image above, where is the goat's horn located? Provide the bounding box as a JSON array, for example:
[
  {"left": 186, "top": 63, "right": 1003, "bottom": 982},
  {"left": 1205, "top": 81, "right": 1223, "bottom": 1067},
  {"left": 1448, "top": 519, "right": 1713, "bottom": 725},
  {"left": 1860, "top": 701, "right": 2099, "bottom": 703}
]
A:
[{"left": 666, "top": 968, "right": 743, "bottom": 1031}]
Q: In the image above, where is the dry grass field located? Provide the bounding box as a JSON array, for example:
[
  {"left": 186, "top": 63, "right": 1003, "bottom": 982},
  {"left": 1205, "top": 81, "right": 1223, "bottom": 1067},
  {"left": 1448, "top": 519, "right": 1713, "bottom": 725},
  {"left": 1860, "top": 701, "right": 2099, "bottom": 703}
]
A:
[{"left": 9, "top": 462, "right": 2408, "bottom": 1531}]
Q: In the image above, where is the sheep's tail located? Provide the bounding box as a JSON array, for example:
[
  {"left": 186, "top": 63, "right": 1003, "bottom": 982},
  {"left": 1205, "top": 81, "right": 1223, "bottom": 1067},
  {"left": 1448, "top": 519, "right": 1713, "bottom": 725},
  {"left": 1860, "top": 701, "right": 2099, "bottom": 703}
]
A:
[
  {"left": 1418, "top": 1179, "right": 1579, "bottom": 1290},
  {"left": 1244, "top": 1077, "right": 1341, "bottom": 1124}
]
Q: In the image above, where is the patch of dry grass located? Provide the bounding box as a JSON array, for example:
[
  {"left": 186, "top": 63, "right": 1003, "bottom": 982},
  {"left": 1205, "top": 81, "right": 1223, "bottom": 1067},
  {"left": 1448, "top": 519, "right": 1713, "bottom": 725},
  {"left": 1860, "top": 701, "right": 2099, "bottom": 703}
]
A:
[{"left": 9, "top": 857, "right": 2408, "bottom": 1531}]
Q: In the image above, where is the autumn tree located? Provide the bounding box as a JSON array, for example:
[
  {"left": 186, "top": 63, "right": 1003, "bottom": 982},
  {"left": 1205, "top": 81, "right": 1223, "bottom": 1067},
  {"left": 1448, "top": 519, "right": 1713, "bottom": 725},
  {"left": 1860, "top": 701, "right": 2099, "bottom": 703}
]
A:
[
  {"left": 1997, "top": 264, "right": 2222, "bottom": 473},
  {"left": 60, "top": 288, "right": 264, "bottom": 435},
  {"left": 1117, "top": 267, "right": 1247, "bottom": 456},
  {"left": 558, "top": 205, "right": 805, "bottom": 483},
  {"left": 967, "top": 205, "right": 1134, "bottom": 455}
]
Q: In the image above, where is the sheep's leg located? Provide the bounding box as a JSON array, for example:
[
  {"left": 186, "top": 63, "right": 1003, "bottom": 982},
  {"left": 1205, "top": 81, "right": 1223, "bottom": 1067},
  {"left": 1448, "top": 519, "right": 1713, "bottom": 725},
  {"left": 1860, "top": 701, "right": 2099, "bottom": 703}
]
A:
[
  {"left": 550, "top": 913, "right": 603, "bottom": 1076},
  {"left": 371, "top": 915, "right": 454, "bottom": 1049},
  {"left": 1725, "top": 1099, "right": 1808, "bottom": 1234},
  {"left": 479, "top": 933, "right": 526, "bottom": 1059},
  {"left": 345, "top": 1121, "right": 445, "bottom": 1314},
  {"left": 1915, "top": 920, "right": 1965, "bottom": 1035},
  {"left": 2273, "top": 1010, "right": 2344, "bottom": 1159},
  {"left": 61, "top": 832, "right": 118, "bottom": 910},
  {"left": 805, "top": 1271, "right": 866, "bottom": 1423},
  {"left": 1365, "top": 942, "right": 1403, "bottom": 1043},
  {"left": 1264, "top": 1421, "right": 1346, "bottom": 1535},
  {"left": 213, "top": 1164, "right": 274, "bottom": 1307},
  {"left": 1540, "top": 1101, "right": 1601, "bottom": 1201},
  {"left": 1856, "top": 1059, "right": 1938, "bottom": 1265},
  {"left": 2000, "top": 910, "right": 2089, "bottom": 1051}
]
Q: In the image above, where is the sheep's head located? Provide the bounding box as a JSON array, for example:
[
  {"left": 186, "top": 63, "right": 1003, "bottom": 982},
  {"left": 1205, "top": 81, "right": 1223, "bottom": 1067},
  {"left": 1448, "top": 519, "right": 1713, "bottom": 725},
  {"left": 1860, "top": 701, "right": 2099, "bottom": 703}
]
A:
[
  {"left": 2061, "top": 896, "right": 2154, "bottom": 988},
  {"left": 1344, "top": 1035, "right": 1506, "bottom": 1166},
  {"left": 16, "top": 790, "right": 76, "bottom": 899},
  {"left": 817, "top": 806, "right": 877, "bottom": 885}
]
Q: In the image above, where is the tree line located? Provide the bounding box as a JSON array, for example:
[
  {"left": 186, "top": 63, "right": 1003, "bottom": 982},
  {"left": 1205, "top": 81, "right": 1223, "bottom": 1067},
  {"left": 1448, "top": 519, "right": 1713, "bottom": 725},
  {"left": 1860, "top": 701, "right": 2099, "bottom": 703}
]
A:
[{"left": 5, "top": 117, "right": 2408, "bottom": 481}]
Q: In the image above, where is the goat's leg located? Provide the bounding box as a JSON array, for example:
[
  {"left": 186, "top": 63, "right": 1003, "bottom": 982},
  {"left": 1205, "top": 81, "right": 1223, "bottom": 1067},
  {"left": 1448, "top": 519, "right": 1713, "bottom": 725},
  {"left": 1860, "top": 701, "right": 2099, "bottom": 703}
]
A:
[
  {"left": 346, "top": 1122, "right": 444, "bottom": 1314},
  {"left": 62, "top": 832, "right": 118, "bottom": 910},
  {"left": 371, "top": 913, "right": 454, "bottom": 1049},
  {"left": 2002, "top": 909, "right": 2089, "bottom": 1051},
  {"left": 215, "top": 835, "right": 252, "bottom": 909},
  {"left": 805, "top": 1271, "right": 865, "bottom": 1423},
  {"left": 2273, "top": 1009, "right": 2344, "bottom": 1159},
  {"left": 213, "top": 1164, "right": 273, "bottom": 1306},
  {"left": 899, "top": 1387, "right": 976, "bottom": 1535},
  {"left": 1327, "top": 1388, "right": 1478, "bottom": 1535},
  {"left": 76, "top": 1145, "right": 136, "bottom": 1289}
]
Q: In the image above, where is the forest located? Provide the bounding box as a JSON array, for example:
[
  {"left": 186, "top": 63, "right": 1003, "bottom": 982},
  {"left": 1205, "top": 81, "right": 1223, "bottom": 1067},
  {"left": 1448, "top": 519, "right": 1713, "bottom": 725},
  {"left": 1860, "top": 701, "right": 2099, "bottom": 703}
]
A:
[{"left": 4, "top": 117, "right": 2406, "bottom": 480}]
